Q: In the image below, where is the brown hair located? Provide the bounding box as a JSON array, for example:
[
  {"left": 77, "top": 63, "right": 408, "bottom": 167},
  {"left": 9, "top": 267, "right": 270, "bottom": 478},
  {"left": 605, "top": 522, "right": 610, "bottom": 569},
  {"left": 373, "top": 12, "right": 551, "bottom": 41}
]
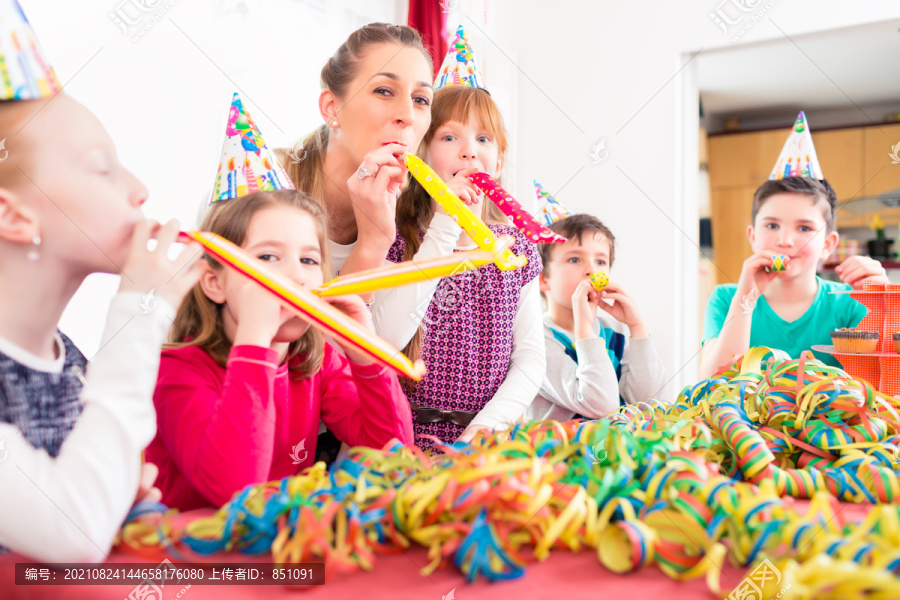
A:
[
  {"left": 277, "top": 23, "right": 433, "bottom": 204},
  {"left": 396, "top": 85, "right": 511, "bottom": 363},
  {"left": 167, "top": 189, "right": 328, "bottom": 378},
  {"left": 538, "top": 214, "right": 617, "bottom": 276},
  {"left": 751, "top": 176, "right": 837, "bottom": 233}
]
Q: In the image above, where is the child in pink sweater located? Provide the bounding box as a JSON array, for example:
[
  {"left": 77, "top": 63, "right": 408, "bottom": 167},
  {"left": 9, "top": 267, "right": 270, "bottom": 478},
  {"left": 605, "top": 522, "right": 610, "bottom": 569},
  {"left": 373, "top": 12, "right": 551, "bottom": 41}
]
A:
[{"left": 146, "top": 190, "right": 414, "bottom": 510}]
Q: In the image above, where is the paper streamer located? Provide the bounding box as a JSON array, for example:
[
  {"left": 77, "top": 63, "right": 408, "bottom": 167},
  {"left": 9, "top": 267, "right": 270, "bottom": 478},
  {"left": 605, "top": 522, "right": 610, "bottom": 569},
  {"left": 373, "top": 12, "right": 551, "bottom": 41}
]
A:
[
  {"left": 118, "top": 348, "right": 900, "bottom": 596},
  {"left": 467, "top": 172, "right": 567, "bottom": 244},
  {"left": 314, "top": 250, "right": 495, "bottom": 297},
  {"left": 590, "top": 271, "right": 609, "bottom": 291},
  {"left": 404, "top": 154, "right": 527, "bottom": 271},
  {"left": 179, "top": 231, "right": 426, "bottom": 380}
]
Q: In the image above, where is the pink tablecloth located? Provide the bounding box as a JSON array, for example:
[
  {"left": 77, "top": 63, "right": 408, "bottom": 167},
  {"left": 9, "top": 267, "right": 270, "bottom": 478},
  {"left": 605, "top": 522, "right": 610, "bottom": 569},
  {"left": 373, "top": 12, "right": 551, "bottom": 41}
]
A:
[{"left": 0, "top": 501, "right": 872, "bottom": 600}]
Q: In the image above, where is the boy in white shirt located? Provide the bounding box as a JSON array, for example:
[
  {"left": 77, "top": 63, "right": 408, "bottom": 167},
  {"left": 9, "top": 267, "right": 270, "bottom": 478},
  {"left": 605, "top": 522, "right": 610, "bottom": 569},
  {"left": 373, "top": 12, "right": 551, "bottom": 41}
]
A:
[{"left": 526, "top": 214, "right": 667, "bottom": 421}]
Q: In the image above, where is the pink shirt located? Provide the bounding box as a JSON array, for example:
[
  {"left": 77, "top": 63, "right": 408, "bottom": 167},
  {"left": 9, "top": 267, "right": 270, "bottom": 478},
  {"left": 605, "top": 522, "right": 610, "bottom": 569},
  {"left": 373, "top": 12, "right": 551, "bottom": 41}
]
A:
[{"left": 146, "top": 343, "right": 413, "bottom": 510}]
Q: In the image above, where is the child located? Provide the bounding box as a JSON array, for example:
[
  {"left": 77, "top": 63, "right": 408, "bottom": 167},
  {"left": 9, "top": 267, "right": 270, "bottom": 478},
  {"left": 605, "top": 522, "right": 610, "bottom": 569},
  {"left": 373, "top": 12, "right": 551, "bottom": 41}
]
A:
[
  {"left": 0, "top": 2, "right": 203, "bottom": 562},
  {"left": 391, "top": 28, "right": 544, "bottom": 449},
  {"left": 525, "top": 213, "right": 668, "bottom": 421},
  {"left": 146, "top": 189, "right": 415, "bottom": 510},
  {"left": 700, "top": 112, "right": 887, "bottom": 378}
]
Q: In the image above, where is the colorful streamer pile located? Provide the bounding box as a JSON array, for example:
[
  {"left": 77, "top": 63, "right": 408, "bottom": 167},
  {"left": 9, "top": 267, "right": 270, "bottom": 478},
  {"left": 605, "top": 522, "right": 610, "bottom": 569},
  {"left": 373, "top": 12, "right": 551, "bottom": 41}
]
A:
[{"left": 120, "top": 348, "right": 900, "bottom": 598}]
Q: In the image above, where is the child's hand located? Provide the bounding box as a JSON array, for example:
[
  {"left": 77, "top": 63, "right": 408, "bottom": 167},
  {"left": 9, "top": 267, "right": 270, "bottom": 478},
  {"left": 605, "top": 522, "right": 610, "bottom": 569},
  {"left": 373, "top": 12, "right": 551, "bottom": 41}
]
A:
[
  {"left": 835, "top": 256, "right": 889, "bottom": 289},
  {"left": 322, "top": 295, "right": 376, "bottom": 366},
  {"left": 571, "top": 279, "right": 600, "bottom": 340},
  {"left": 119, "top": 219, "right": 204, "bottom": 309},
  {"left": 231, "top": 277, "right": 286, "bottom": 348},
  {"left": 457, "top": 424, "right": 491, "bottom": 444},
  {"left": 598, "top": 283, "right": 649, "bottom": 338},
  {"left": 133, "top": 462, "right": 162, "bottom": 505},
  {"left": 347, "top": 144, "right": 407, "bottom": 248},
  {"left": 446, "top": 168, "right": 482, "bottom": 206},
  {"left": 735, "top": 252, "right": 786, "bottom": 304}
]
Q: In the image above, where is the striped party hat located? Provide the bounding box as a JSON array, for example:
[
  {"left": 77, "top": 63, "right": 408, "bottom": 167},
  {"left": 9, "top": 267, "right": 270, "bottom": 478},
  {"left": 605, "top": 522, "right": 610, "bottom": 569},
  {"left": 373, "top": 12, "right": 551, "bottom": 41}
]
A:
[
  {"left": 211, "top": 93, "right": 294, "bottom": 203},
  {"left": 434, "top": 25, "right": 486, "bottom": 91},
  {"left": 534, "top": 180, "right": 574, "bottom": 226},
  {"left": 769, "top": 111, "right": 824, "bottom": 180},
  {"left": 0, "top": 0, "right": 61, "bottom": 100}
]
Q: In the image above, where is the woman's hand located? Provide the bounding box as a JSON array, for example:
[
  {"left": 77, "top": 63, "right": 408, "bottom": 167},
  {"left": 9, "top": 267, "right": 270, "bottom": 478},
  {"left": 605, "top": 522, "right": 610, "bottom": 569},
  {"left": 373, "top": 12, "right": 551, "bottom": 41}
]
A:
[{"left": 346, "top": 143, "right": 408, "bottom": 251}]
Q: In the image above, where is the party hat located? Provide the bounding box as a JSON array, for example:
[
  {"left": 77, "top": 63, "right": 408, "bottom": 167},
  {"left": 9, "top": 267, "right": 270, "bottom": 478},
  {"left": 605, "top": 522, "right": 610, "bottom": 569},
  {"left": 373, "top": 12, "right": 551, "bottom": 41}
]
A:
[
  {"left": 211, "top": 93, "right": 294, "bottom": 203},
  {"left": 434, "top": 25, "right": 486, "bottom": 91},
  {"left": 768, "top": 111, "right": 824, "bottom": 180},
  {"left": 534, "top": 180, "right": 574, "bottom": 226},
  {"left": 0, "top": 0, "right": 61, "bottom": 100}
]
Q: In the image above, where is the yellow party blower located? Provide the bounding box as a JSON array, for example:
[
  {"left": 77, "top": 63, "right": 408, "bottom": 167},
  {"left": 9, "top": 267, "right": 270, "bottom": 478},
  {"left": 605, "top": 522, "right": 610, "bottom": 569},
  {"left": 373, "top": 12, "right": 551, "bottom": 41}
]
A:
[
  {"left": 315, "top": 250, "right": 495, "bottom": 297},
  {"left": 179, "top": 231, "right": 426, "bottom": 380},
  {"left": 403, "top": 153, "right": 527, "bottom": 271}
]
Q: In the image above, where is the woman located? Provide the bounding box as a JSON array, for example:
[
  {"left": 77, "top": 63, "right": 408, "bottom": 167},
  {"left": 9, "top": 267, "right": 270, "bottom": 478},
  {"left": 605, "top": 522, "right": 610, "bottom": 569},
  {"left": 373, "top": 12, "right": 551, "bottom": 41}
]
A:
[{"left": 277, "top": 23, "right": 465, "bottom": 459}]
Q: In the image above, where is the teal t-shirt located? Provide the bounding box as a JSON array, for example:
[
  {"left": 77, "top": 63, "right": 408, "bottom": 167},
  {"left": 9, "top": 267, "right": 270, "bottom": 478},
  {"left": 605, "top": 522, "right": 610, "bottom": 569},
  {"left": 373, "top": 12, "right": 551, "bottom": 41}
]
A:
[{"left": 702, "top": 277, "right": 867, "bottom": 368}]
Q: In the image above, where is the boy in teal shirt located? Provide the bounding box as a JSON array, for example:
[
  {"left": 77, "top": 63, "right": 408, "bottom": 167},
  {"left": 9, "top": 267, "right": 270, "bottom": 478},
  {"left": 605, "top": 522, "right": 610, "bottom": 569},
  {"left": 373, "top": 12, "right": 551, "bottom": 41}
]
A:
[{"left": 700, "top": 113, "right": 887, "bottom": 376}]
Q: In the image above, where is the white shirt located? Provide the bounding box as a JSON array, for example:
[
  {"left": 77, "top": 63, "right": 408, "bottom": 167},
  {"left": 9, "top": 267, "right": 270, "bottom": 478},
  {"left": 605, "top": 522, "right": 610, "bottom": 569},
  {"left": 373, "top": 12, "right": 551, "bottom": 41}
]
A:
[
  {"left": 0, "top": 291, "right": 175, "bottom": 563},
  {"left": 525, "top": 312, "right": 669, "bottom": 422}
]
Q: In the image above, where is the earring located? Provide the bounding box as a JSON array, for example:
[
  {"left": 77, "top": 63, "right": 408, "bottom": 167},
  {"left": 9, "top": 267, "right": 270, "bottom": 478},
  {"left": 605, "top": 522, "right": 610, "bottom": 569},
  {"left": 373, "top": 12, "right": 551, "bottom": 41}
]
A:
[
  {"left": 27, "top": 235, "right": 40, "bottom": 262},
  {"left": 331, "top": 120, "right": 338, "bottom": 127}
]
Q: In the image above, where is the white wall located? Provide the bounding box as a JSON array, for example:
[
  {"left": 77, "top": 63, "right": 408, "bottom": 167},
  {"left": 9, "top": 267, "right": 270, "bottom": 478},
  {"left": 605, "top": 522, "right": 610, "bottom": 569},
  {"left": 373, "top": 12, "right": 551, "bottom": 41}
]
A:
[
  {"left": 25, "top": 0, "right": 900, "bottom": 392},
  {"left": 477, "top": 0, "right": 900, "bottom": 395},
  {"left": 24, "top": 0, "right": 403, "bottom": 360}
]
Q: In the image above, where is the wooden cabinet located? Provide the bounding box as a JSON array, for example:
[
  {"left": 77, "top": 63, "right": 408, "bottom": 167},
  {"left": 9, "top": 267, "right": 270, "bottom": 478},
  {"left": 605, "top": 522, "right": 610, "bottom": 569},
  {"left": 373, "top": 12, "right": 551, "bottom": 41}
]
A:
[
  {"left": 862, "top": 123, "right": 900, "bottom": 198},
  {"left": 708, "top": 123, "right": 895, "bottom": 285},
  {"left": 813, "top": 129, "right": 864, "bottom": 202},
  {"left": 710, "top": 186, "right": 755, "bottom": 285},
  {"left": 708, "top": 130, "right": 788, "bottom": 189}
]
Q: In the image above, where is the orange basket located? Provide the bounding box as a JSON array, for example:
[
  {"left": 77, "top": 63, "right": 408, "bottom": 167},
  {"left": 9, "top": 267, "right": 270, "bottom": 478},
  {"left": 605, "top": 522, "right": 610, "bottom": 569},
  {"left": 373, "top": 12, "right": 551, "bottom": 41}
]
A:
[{"left": 820, "top": 284, "right": 900, "bottom": 395}]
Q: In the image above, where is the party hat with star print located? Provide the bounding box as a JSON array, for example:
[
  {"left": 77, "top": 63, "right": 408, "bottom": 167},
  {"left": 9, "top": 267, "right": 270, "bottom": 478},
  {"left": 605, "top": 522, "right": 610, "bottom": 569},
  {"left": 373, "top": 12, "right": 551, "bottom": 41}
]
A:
[
  {"left": 768, "top": 111, "right": 824, "bottom": 180},
  {"left": 210, "top": 93, "right": 295, "bottom": 203},
  {"left": 0, "top": 0, "right": 61, "bottom": 100},
  {"left": 434, "top": 25, "right": 486, "bottom": 91},
  {"left": 534, "top": 180, "right": 574, "bottom": 226}
]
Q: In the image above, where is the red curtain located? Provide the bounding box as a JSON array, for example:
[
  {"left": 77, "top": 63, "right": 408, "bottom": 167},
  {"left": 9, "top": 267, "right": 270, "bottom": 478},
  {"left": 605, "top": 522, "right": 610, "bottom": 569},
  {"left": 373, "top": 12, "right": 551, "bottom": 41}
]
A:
[{"left": 408, "top": 0, "right": 447, "bottom": 78}]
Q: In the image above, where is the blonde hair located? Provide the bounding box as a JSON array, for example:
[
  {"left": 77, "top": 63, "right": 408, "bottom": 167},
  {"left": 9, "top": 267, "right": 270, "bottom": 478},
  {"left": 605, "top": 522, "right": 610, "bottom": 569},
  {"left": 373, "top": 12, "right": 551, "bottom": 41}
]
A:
[
  {"left": 396, "top": 85, "right": 511, "bottom": 363},
  {"left": 167, "top": 190, "right": 328, "bottom": 378},
  {"left": 277, "top": 23, "right": 432, "bottom": 205}
]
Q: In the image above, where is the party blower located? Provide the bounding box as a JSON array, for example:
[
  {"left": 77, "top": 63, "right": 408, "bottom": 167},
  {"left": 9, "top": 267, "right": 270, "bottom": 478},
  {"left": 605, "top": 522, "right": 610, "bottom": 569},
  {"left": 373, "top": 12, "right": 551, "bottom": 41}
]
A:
[
  {"left": 404, "top": 154, "right": 528, "bottom": 271},
  {"left": 178, "top": 231, "right": 426, "bottom": 380},
  {"left": 314, "top": 250, "right": 496, "bottom": 297},
  {"left": 467, "top": 172, "right": 567, "bottom": 244}
]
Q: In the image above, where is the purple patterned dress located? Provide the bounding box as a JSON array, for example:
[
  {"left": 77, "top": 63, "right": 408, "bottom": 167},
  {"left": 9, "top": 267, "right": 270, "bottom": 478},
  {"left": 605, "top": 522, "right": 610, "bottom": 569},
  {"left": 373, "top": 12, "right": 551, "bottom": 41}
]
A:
[{"left": 387, "top": 224, "right": 541, "bottom": 450}]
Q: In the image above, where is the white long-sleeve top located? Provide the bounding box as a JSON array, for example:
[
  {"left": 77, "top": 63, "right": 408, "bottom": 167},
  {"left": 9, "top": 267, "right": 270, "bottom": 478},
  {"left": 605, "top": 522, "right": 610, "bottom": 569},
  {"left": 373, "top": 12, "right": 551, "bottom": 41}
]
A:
[
  {"left": 328, "top": 212, "right": 462, "bottom": 350},
  {"left": 0, "top": 291, "right": 174, "bottom": 563},
  {"left": 525, "top": 312, "right": 668, "bottom": 422}
]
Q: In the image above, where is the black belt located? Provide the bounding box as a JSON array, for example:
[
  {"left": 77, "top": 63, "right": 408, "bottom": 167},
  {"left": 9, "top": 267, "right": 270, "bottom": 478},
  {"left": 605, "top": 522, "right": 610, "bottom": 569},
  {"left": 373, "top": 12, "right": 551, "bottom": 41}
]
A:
[{"left": 410, "top": 402, "right": 477, "bottom": 427}]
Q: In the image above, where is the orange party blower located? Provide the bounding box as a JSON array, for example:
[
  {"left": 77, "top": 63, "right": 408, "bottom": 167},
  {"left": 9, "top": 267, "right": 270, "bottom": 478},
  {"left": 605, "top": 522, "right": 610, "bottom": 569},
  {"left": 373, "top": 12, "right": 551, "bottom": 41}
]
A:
[
  {"left": 179, "top": 231, "right": 426, "bottom": 380},
  {"left": 315, "top": 250, "right": 495, "bottom": 297}
]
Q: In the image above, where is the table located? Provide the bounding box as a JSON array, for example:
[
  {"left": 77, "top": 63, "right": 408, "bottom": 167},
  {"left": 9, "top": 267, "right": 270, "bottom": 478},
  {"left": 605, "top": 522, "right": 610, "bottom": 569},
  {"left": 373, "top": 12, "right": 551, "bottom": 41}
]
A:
[{"left": 0, "top": 501, "right": 872, "bottom": 600}]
